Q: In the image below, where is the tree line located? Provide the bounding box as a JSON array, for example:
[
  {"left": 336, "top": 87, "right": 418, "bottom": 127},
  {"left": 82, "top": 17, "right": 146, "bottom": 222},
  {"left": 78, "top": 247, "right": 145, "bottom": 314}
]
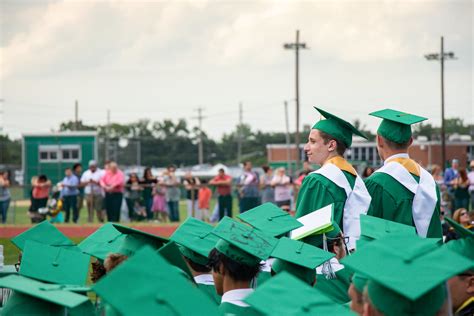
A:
[{"left": 0, "top": 117, "right": 472, "bottom": 166}]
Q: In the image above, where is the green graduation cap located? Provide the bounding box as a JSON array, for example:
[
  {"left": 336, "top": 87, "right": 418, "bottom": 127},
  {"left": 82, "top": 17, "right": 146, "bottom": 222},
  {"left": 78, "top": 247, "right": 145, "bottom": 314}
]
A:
[
  {"left": 78, "top": 223, "right": 125, "bottom": 261},
  {"left": 245, "top": 271, "right": 355, "bottom": 315},
  {"left": 444, "top": 217, "right": 474, "bottom": 261},
  {"left": 212, "top": 216, "right": 278, "bottom": 266},
  {"left": 93, "top": 246, "right": 219, "bottom": 315},
  {"left": 237, "top": 202, "right": 303, "bottom": 237},
  {"left": 271, "top": 237, "right": 334, "bottom": 285},
  {"left": 312, "top": 107, "right": 367, "bottom": 147},
  {"left": 352, "top": 273, "right": 368, "bottom": 293},
  {"left": 370, "top": 108, "right": 427, "bottom": 144},
  {"left": 158, "top": 241, "right": 194, "bottom": 281},
  {"left": 11, "top": 220, "right": 76, "bottom": 251},
  {"left": 358, "top": 215, "right": 416, "bottom": 248},
  {"left": 445, "top": 237, "right": 474, "bottom": 262},
  {"left": 342, "top": 235, "right": 474, "bottom": 316},
  {"left": 170, "top": 217, "right": 219, "bottom": 265},
  {"left": 0, "top": 274, "right": 91, "bottom": 316},
  {"left": 113, "top": 223, "right": 168, "bottom": 257},
  {"left": 445, "top": 216, "right": 474, "bottom": 238},
  {"left": 19, "top": 240, "right": 91, "bottom": 286}
]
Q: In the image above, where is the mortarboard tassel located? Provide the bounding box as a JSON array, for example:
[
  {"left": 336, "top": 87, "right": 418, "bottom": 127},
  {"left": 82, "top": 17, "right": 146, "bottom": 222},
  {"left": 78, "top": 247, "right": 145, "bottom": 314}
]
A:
[{"left": 322, "top": 234, "right": 336, "bottom": 279}]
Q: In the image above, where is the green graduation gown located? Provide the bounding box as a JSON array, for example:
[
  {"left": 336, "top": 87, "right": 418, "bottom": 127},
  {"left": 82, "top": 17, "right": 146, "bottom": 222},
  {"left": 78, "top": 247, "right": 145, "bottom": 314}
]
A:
[
  {"left": 197, "top": 283, "right": 221, "bottom": 305},
  {"left": 218, "top": 303, "right": 261, "bottom": 316},
  {"left": 2, "top": 291, "right": 65, "bottom": 316},
  {"left": 296, "top": 171, "right": 355, "bottom": 246},
  {"left": 365, "top": 171, "right": 442, "bottom": 239},
  {"left": 315, "top": 266, "right": 352, "bottom": 304},
  {"left": 255, "top": 271, "right": 272, "bottom": 287}
]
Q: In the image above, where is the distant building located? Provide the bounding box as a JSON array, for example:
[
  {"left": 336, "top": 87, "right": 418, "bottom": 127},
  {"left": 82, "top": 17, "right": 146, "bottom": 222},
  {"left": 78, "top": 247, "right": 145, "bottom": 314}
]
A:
[
  {"left": 266, "top": 138, "right": 474, "bottom": 169},
  {"left": 22, "top": 132, "right": 98, "bottom": 195}
]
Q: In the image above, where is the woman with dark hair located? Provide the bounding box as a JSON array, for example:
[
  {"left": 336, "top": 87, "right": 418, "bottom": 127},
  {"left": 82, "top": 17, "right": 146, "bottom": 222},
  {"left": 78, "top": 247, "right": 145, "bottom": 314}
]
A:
[
  {"left": 453, "top": 168, "right": 470, "bottom": 210},
  {"left": 260, "top": 165, "right": 274, "bottom": 204},
  {"left": 140, "top": 167, "right": 157, "bottom": 221},
  {"left": 125, "top": 173, "right": 145, "bottom": 221},
  {"left": 30, "top": 175, "right": 51, "bottom": 223}
]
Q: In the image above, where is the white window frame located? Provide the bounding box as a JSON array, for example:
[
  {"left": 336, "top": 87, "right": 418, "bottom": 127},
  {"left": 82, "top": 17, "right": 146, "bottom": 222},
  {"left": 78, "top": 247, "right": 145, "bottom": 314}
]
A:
[
  {"left": 60, "top": 145, "right": 82, "bottom": 162},
  {"left": 38, "top": 145, "right": 81, "bottom": 163}
]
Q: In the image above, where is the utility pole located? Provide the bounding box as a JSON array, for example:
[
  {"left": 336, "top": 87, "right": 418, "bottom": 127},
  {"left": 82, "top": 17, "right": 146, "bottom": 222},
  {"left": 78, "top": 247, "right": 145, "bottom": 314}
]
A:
[
  {"left": 237, "top": 102, "right": 243, "bottom": 164},
  {"left": 284, "top": 101, "right": 291, "bottom": 175},
  {"left": 284, "top": 30, "right": 308, "bottom": 172},
  {"left": 425, "top": 36, "right": 456, "bottom": 168},
  {"left": 0, "top": 99, "right": 4, "bottom": 134},
  {"left": 74, "top": 100, "right": 79, "bottom": 130},
  {"left": 193, "top": 107, "right": 206, "bottom": 165},
  {"left": 105, "top": 109, "right": 110, "bottom": 161},
  {"left": 136, "top": 140, "right": 141, "bottom": 167}
]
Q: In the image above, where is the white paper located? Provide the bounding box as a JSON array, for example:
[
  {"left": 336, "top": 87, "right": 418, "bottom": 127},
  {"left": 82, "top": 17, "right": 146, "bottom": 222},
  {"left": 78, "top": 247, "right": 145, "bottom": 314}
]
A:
[{"left": 290, "top": 204, "right": 333, "bottom": 240}]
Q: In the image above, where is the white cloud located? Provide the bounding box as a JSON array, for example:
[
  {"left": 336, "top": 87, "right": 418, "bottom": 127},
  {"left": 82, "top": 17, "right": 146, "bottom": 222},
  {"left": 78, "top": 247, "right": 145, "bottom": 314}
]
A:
[{"left": 0, "top": 0, "right": 472, "bottom": 139}]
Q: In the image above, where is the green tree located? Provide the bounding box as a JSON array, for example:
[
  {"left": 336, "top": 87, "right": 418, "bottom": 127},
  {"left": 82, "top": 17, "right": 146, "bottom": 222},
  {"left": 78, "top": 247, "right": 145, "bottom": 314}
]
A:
[
  {"left": 413, "top": 118, "right": 474, "bottom": 140},
  {"left": 0, "top": 135, "right": 21, "bottom": 164}
]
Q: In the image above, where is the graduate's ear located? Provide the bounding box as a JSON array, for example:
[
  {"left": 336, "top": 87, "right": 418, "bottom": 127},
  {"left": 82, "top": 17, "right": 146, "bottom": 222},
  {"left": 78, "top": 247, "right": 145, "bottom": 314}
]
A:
[
  {"left": 327, "top": 139, "right": 338, "bottom": 153},
  {"left": 218, "top": 262, "right": 225, "bottom": 276},
  {"left": 376, "top": 134, "right": 384, "bottom": 148},
  {"left": 407, "top": 137, "right": 413, "bottom": 147},
  {"left": 467, "top": 274, "right": 474, "bottom": 295}
]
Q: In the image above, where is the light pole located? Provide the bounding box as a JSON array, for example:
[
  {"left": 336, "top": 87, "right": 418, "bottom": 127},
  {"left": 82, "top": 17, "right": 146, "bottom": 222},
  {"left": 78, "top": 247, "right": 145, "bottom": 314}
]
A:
[
  {"left": 424, "top": 36, "right": 456, "bottom": 168},
  {"left": 284, "top": 30, "right": 308, "bottom": 172}
]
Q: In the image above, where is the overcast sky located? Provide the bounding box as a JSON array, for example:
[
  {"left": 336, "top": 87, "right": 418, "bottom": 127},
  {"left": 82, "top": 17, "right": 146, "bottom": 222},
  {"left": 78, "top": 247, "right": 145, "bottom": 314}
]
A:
[{"left": 1, "top": 0, "right": 472, "bottom": 140}]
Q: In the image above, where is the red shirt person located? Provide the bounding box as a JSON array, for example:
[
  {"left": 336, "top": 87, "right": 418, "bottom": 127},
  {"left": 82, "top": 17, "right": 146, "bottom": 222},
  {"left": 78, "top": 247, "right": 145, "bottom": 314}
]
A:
[
  {"left": 209, "top": 168, "right": 233, "bottom": 220},
  {"left": 100, "top": 162, "right": 125, "bottom": 222}
]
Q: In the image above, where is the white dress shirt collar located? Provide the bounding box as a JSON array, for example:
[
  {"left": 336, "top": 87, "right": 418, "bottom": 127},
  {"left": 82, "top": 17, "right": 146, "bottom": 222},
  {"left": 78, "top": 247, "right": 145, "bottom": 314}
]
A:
[
  {"left": 194, "top": 274, "right": 214, "bottom": 285},
  {"left": 384, "top": 153, "right": 410, "bottom": 165},
  {"left": 221, "top": 288, "right": 254, "bottom": 307}
]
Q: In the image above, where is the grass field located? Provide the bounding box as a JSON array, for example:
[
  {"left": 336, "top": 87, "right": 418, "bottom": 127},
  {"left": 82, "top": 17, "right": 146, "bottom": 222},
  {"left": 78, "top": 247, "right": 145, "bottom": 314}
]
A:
[
  {"left": 1, "top": 197, "right": 241, "bottom": 265},
  {"left": 4, "top": 197, "right": 239, "bottom": 225}
]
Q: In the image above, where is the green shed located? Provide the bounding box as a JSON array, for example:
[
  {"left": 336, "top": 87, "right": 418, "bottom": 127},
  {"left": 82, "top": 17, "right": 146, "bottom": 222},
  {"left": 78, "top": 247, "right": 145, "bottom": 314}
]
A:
[{"left": 22, "top": 132, "right": 98, "bottom": 196}]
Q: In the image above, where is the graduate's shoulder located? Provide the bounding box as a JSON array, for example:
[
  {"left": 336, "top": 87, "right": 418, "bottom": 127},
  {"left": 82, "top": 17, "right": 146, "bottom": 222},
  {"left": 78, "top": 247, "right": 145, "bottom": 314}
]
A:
[
  {"left": 364, "top": 171, "right": 398, "bottom": 186},
  {"left": 364, "top": 172, "right": 413, "bottom": 198},
  {"left": 303, "top": 171, "right": 352, "bottom": 186}
]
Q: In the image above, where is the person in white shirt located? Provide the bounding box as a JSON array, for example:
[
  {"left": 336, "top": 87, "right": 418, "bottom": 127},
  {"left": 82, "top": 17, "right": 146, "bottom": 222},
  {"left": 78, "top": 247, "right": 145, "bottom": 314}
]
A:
[
  {"left": 80, "top": 160, "right": 105, "bottom": 223},
  {"left": 270, "top": 167, "right": 292, "bottom": 210}
]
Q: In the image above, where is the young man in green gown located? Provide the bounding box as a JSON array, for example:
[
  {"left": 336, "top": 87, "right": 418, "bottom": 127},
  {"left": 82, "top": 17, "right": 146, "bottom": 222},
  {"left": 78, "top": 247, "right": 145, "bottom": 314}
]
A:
[
  {"left": 365, "top": 109, "right": 442, "bottom": 238},
  {"left": 296, "top": 107, "right": 371, "bottom": 251}
]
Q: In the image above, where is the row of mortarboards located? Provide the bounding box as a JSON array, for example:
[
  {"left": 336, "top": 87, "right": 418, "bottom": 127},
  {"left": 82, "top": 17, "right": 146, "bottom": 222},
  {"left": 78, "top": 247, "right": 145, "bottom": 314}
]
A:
[{"left": 1, "top": 200, "right": 472, "bottom": 316}]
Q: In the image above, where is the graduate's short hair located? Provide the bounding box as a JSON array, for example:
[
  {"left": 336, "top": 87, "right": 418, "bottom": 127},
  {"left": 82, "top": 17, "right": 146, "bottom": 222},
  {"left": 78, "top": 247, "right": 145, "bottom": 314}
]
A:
[
  {"left": 319, "top": 131, "right": 347, "bottom": 156},
  {"left": 380, "top": 135, "right": 411, "bottom": 150},
  {"left": 326, "top": 233, "right": 344, "bottom": 254},
  {"left": 91, "top": 259, "right": 106, "bottom": 283},
  {"left": 104, "top": 253, "right": 128, "bottom": 273},
  {"left": 184, "top": 256, "right": 211, "bottom": 273},
  {"left": 208, "top": 248, "right": 261, "bottom": 282}
]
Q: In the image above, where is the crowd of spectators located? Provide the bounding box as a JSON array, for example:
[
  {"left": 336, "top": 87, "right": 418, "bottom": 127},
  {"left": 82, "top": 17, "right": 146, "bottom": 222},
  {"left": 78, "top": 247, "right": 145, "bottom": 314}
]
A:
[{"left": 1, "top": 158, "right": 473, "bottom": 228}]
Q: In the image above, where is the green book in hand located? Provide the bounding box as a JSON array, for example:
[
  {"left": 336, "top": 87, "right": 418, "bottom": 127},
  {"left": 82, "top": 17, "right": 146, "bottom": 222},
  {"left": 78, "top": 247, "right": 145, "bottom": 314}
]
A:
[{"left": 290, "top": 204, "right": 334, "bottom": 240}]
